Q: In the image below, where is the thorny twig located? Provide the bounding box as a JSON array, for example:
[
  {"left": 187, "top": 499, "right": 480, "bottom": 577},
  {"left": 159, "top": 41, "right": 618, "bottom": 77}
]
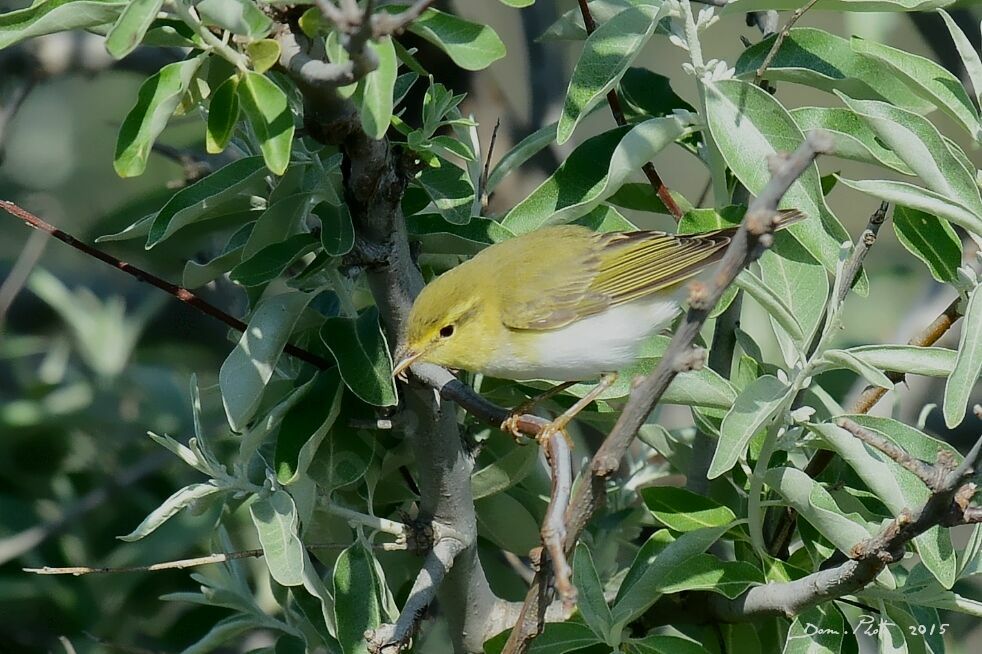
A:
[
  {"left": 480, "top": 118, "right": 501, "bottom": 213},
  {"left": 0, "top": 201, "right": 334, "bottom": 370}
]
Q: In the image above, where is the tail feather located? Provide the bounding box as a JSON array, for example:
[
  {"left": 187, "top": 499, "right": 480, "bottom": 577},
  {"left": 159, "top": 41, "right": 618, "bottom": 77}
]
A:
[{"left": 774, "top": 208, "right": 807, "bottom": 230}]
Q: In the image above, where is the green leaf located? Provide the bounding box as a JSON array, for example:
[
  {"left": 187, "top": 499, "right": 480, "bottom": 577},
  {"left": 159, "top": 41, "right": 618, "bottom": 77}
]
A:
[
  {"left": 308, "top": 426, "right": 375, "bottom": 494},
  {"left": 416, "top": 155, "right": 475, "bottom": 225},
  {"left": 475, "top": 492, "right": 540, "bottom": 554},
  {"left": 619, "top": 67, "right": 695, "bottom": 120},
  {"left": 274, "top": 372, "right": 343, "bottom": 485},
  {"left": 852, "top": 35, "right": 980, "bottom": 139},
  {"left": 220, "top": 291, "right": 314, "bottom": 431},
  {"left": 708, "top": 374, "right": 790, "bottom": 479},
  {"left": 843, "top": 345, "right": 957, "bottom": 378},
  {"left": 179, "top": 616, "right": 256, "bottom": 654},
  {"left": 471, "top": 445, "right": 538, "bottom": 499},
  {"left": 655, "top": 555, "right": 763, "bottom": 599},
  {"left": 484, "top": 622, "right": 601, "bottom": 654},
  {"left": 735, "top": 28, "right": 935, "bottom": 112},
  {"left": 334, "top": 542, "right": 381, "bottom": 654},
  {"left": 557, "top": 3, "right": 666, "bottom": 144},
  {"left": 625, "top": 635, "right": 706, "bottom": 654},
  {"left": 640, "top": 486, "right": 737, "bottom": 532},
  {"left": 487, "top": 121, "right": 556, "bottom": 192},
  {"left": 703, "top": 78, "right": 851, "bottom": 280},
  {"left": 247, "top": 39, "right": 281, "bottom": 74},
  {"left": 206, "top": 76, "right": 241, "bottom": 154},
  {"left": 320, "top": 308, "right": 398, "bottom": 407},
  {"left": 838, "top": 94, "right": 982, "bottom": 218},
  {"left": 502, "top": 116, "right": 686, "bottom": 234},
  {"left": 119, "top": 482, "right": 222, "bottom": 541},
  {"left": 807, "top": 421, "right": 957, "bottom": 588},
  {"left": 892, "top": 205, "right": 962, "bottom": 283},
  {"left": 146, "top": 156, "right": 268, "bottom": 247},
  {"left": 243, "top": 193, "right": 311, "bottom": 259},
  {"left": 611, "top": 526, "right": 730, "bottom": 626},
  {"left": 944, "top": 287, "right": 982, "bottom": 429},
  {"left": 238, "top": 71, "right": 295, "bottom": 175},
  {"left": 315, "top": 202, "right": 355, "bottom": 256},
  {"left": 197, "top": 0, "right": 272, "bottom": 38},
  {"left": 357, "top": 36, "right": 397, "bottom": 140},
  {"left": 114, "top": 56, "right": 205, "bottom": 177},
  {"left": 764, "top": 467, "right": 877, "bottom": 554},
  {"left": 230, "top": 234, "right": 319, "bottom": 286},
  {"left": 573, "top": 543, "right": 614, "bottom": 643},
  {"left": 183, "top": 222, "right": 253, "bottom": 288},
  {"left": 790, "top": 106, "right": 912, "bottom": 175},
  {"left": 407, "top": 7, "right": 506, "bottom": 71},
  {"left": 250, "top": 490, "right": 305, "bottom": 586},
  {"left": 0, "top": 0, "right": 126, "bottom": 49},
  {"left": 105, "top": 0, "right": 163, "bottom": 59},
  {"left": 733, "top": 270, "right": 804, "bottom": 341},
  {"left": 820, "top": 349, "right": 895, "bottom": 389},
  {"left": 538, "top": 0, "right": 635, "bottom": 42},
  {"left": 938, "top": 9, "right": 982, "bottom": 112},
  {"left": 836, "top": 176, "right": 982, "bottom": 236},
  {"left": 407, "top": 214, "right": 513, "bottom": 254}
]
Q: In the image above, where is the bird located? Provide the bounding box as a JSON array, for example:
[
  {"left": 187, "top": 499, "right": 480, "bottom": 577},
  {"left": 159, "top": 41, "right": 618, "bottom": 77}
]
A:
[{"left": 392, "top": 210, "right": 804, "bottom": 442}]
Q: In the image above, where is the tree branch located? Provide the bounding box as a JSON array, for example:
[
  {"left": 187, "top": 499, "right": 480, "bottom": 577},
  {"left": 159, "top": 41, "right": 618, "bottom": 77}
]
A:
[
  {"left": 575, "top": 0, "right": 683, "bottom": 221},
  {"left": 753, "top": 0, "right": 820, "bottom": 86},
  {"left": 648, "top": 426, "right": 982, "bottom": 625},
  {"left": 0, "top": 200, "right": 334, "bottom": 370},
  {"left": 500, "top": 131, "right": 835, "bottom": 654}
]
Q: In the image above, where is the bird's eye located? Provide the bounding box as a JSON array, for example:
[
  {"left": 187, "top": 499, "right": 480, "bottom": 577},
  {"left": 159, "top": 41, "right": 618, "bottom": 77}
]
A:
[{"left": 439, "top": 324, "right": 455, "bottom": 338}]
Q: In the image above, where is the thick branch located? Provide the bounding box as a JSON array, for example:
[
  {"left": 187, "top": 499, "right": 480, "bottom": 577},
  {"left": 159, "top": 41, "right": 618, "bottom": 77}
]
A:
[
  {"left": 0, "top": 200, "right": 333, "bottom": 370},
  {"left": 500, "top": 132, "right": 834, "bottom": 654},
  {"left": 575, "top": 0, "right": 683, "bottom": 221}
]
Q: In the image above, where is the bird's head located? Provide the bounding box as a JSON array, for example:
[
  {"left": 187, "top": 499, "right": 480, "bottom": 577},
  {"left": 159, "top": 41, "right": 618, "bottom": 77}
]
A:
[{"left": 392, "top": 265, "right": 491, "bottom": 380}]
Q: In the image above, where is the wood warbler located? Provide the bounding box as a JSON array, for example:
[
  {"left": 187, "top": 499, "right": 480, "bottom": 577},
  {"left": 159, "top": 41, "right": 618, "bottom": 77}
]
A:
[{"left": 393, "top": 210, "right": 804, "bottom": 438}]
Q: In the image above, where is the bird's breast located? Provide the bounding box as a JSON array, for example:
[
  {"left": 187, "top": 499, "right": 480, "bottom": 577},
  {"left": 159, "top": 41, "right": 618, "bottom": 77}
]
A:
[{"left": 480, "top": 294, "right": 680, "bottom": 382}]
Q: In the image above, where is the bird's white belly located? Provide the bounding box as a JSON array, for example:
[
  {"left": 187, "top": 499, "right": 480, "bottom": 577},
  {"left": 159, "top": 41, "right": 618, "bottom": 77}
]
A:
[{"left": 482, "top": 294, "right": 680, "bottom": 381}]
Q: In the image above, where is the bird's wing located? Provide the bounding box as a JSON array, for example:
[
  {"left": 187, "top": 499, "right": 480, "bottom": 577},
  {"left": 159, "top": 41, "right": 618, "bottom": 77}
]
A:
[
  {"left": 589, "top": 228, "right": 733, "bottom": 305},
  {"left": 499, "top": 210, "right": 803, "bottom": 331},
  {"left": 497, "top": 226, "right": 612, "bottom": 330}
]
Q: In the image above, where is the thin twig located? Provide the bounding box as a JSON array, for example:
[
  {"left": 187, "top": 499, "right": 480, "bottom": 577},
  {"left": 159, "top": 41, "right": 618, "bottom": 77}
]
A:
[
  {"left": 837, "top": 418, "right": 945, "bottom": 491},
  {"left": 575, "top": 0, "right": 683, "bottom": 222},
  {"left": 501, "top": 132, "right": 834, "bottom": 654},
  {"left": 25, "top": 542, "right": 368, "bottom": 576},
  {"left": 0, "top": 200, "right": 334, "bottom": 370},
  {"left": 480, "top": 118, "right": 501, "bottom": 213},
  {"left": 0, "top": 227, "right": 48, "bottom": 330},
  {"left": 754, "top": 0, "right": 820, "bottom": 85}
]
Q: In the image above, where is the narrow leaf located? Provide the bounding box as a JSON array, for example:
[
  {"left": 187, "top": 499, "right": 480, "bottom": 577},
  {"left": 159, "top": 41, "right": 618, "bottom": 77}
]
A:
[
  {"left": 640, "top": 486, "right": 737, "bottom": 532},
  {"left": 892, "top": 205, "right": 962, "bottom": 283},
  {"left": 238, "top": 71, "right": 294, "bottom": 175},
  {"left": 708, "top": 375, "right": 790, "bottom": 479},
  {"left": 358, "top": 36, "right": 397, "bottom": 140},
  {"left": 733, "top": 270, "right": 804, "bottom": 341},
  {"left": 844, "top": 344, "right": 957, "bottom": 378},
  {"left": 119, "top": 482, "right": 222, "bottom": 541},
  {"left": 206, "top": 76, "right": 240, "bottom": 154},
  {"left": 944, "top": 287, "right": 982, "bottom": 428},
  {"left": 573, "top": 543, "right": 613, "bottom": 642},
  {"left": 937, "top": 9, "right": 982, "bottom": 111},
  {"left": 275, "top": 370, "right": 344, "bottom": 484},
  {"left": 250, "top": 490, "right": 305, "bottom": 586},
  {"left": 115, "top": 56, "right": 204, "bottom": 177},
  {"left": 821, "top": 349, "right": 895, "bottom": 389},
  {"left": 219, "top": 291, "right": 314, "bottom": 431},
  {"left": 105, "top": 0, "right": 164, "bottom": 59},
  {"left": 836, "top": 177, "right": 982, "bottom": 236},
  {"left": 557, "top": 3, "right": 666, "bottom": 144}
]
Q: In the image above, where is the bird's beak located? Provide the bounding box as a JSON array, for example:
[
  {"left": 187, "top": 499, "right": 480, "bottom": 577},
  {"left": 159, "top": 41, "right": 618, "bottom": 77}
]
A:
[{"left": 392, "top": 348, "right": 421, "bottom": 382}]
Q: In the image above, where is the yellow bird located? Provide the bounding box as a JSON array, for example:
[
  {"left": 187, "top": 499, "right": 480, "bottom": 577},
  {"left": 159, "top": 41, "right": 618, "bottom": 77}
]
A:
[{"left": 393, "top": 211, "right": 803, "bottom": 439}]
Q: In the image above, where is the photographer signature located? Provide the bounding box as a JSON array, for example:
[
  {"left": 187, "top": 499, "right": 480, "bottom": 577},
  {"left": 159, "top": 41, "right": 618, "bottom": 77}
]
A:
[{"left": 789, "top": 614, "right": 949, "bottom": 639}]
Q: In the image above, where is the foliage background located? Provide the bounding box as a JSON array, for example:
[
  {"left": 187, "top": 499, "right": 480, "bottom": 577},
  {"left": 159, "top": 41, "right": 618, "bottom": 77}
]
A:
[{"left": 0, "top": 1, "right": 979, "bottom": 652}]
